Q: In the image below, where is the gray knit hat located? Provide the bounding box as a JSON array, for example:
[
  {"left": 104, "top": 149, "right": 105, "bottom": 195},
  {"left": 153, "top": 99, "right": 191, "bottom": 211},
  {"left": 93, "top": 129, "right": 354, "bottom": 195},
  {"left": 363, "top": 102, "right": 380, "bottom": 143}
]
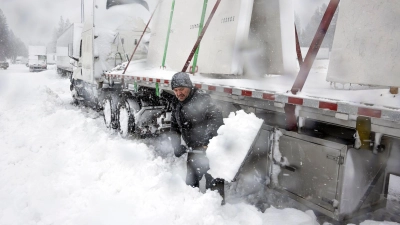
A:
[{"left": 171, "top": 72, "right": 193, "bottom": 90}]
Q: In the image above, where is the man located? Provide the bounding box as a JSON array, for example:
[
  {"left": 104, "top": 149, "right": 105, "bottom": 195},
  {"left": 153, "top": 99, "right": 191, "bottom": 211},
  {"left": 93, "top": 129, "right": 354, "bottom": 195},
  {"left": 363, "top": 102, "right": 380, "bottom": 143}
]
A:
[{"left": 169, "top": 72, "right": 225, "bottom": 202}]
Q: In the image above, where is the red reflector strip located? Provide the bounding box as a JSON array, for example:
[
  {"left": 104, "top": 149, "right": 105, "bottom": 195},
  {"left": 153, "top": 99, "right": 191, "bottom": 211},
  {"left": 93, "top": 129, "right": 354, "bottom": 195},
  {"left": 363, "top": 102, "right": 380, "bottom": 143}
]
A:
[
  {"left": 242, "top": 90, "right": 252, "bottom": 97},
  {"left": 224, "top": 88, "right": 232, "bottom": 94},
  {"left": 195, "top": 84, "right": 202, "bottom": 89},
  {"left": 288, "top": 97, "right": 303, "bottom": 105},
  {"left": 156, "top": 79, "right": 161, "bottom": 83},
  {"left": 208, "top": 86, "right": 216, "bottom": 91},
  {"left": 164, "top": 80, "right": 169, "bottom": 84},
  {"left": 143, "top": 77, "right": 146, "bottom": 81},
  {"left": 319, "top": 101, "right": 338, "bottom": 111},
  {"left": 149, "top": 78, "right": 153, "bottom": 82},
  {"left": 358, "top": 107, "right": 382, "bottom": 118},
  {"left": 136, "top": 77, "right": 140, "bottom": 80},
  {"left": 263, "top": 93, "right": 275, "bottom": 100}
]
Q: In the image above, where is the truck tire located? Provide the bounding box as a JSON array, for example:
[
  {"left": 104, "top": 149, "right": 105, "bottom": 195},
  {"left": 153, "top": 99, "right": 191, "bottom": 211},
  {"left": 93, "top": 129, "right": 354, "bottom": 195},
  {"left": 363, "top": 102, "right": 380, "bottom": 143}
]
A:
[
  {"left": 103, "top": 96, "right": 114, "bottom": 129},
  {"left": 117, "top": 98, "right": 140, "bottom": 138}
]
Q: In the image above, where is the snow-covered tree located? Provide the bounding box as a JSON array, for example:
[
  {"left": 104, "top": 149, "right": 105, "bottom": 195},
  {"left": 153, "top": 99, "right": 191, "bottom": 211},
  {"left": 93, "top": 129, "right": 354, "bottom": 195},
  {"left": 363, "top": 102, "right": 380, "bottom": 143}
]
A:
[
  {"left": 0, "top": 8, "right": 10, "bottom": 60},
  {"left": 48, "top": 16, "right": 71, "bottom": 53},
  {"left": 0, "top": 8, "right": 27, "bottom": 61}
]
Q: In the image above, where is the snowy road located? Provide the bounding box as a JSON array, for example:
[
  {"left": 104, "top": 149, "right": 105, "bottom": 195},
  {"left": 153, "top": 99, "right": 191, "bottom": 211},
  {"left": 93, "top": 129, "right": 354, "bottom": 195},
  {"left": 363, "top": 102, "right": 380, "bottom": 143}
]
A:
[{"left": 0, "top": 65, "right": 398, "bottom": 225}]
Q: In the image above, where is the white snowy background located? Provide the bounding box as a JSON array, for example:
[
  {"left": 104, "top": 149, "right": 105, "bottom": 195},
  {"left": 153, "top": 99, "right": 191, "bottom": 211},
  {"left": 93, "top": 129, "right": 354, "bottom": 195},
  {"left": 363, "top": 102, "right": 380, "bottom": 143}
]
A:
[{"left": 0, "top": 65, "right": 399, "bottom": 225}]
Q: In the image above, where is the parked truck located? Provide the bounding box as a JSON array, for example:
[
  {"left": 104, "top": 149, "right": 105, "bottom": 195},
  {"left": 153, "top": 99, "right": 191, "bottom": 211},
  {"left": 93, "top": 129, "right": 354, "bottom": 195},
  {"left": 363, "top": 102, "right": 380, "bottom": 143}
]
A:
[
  {"left": 28, "top": 46, "right": 47, "bottom": 72},
  {"left": 56, "top": 23, "right": 83, "bottom": 78},
  {"left": 70, "top": 0, "right": 400, "bottom": 222}
]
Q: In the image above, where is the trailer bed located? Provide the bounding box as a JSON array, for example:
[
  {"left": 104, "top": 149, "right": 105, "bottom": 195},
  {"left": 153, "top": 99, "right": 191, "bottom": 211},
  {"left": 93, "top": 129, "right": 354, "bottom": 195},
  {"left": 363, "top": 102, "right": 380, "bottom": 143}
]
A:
[{"left": 105, "top": 60, "right": 400, "bottom": 123}]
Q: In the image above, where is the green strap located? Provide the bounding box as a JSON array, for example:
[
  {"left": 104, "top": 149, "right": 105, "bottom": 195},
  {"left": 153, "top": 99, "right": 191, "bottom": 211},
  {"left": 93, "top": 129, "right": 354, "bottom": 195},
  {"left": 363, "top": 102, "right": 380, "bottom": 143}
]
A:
[
  {"left": 192, "top": 0, "right": 208, "bottom": 74},
  {"left": 161, "top": 0, "right": 176, "bottom": 68},
  {"left": 134, "top": 81, "right": 138, "bottom": 92},
  {"left": 155, "top": 82, "right": 160, "bottom": 97}
]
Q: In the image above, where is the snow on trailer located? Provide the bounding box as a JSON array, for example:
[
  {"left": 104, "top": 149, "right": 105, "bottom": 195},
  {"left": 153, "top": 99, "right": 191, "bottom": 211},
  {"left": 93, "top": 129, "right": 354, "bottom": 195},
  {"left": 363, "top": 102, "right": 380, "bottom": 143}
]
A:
[{"left": 69, "top": 0, "right": 400, "bottom": 222}]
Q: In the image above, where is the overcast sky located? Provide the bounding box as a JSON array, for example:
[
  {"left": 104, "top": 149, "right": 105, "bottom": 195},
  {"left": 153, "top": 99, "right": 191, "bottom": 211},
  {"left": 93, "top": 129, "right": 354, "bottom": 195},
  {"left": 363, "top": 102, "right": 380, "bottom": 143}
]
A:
[{"left": 0, "top": 0, "right": 328, "bottom": 46}]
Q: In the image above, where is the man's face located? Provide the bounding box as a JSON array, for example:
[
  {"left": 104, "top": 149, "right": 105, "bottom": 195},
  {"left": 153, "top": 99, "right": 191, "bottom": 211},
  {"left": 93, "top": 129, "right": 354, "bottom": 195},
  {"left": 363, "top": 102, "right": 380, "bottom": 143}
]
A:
[{"left": 173, "top": 87, "right": 191, "bottom": 101}]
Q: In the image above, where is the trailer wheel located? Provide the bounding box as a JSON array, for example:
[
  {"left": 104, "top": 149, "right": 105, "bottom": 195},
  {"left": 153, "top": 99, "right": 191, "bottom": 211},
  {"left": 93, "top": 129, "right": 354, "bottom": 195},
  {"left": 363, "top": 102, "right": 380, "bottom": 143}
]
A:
[
  {"left": 118, "top": 98, "right": 140, "bottom": 137},
  {"left": 103, "top": 97, "right": 113, "bottom": 129}
]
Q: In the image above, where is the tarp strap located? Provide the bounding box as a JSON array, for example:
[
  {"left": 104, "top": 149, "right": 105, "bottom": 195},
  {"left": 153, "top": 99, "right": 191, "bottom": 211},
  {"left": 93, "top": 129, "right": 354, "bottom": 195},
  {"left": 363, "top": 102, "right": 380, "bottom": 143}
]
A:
[
  {"left": 182, "top": 0, "right": 221, "bottom": 73},
  {"left": 161, "top": 0, "right": 176, "bottom": 68},
  {"left": 191, "top": 0, "right": 209, "bottom": 74}
]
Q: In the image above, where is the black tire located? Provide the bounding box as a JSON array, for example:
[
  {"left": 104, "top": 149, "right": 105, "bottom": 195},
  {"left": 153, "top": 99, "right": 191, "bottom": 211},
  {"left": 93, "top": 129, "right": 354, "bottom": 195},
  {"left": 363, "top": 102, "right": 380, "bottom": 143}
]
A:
[
  {"left": 103, "top": 96, "right": 114, "bottom": 129},
  {"left": 117, "top": 98, "right": 140, "bottom": 137}
]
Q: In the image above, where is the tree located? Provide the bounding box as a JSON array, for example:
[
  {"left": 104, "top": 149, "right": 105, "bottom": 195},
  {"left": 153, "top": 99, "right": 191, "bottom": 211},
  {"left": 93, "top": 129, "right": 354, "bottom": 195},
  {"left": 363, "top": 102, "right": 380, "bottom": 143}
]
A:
[
  {"left": 65, "top": 19, "right": 71, "bottom": 30},
  {"left": 48, "top": 16, "right": 71, "bottom": 53},
  {"left": 0, "top": 8, "right": 29, "bottom": 62},
  {"left": 300, "top": 3, "right": 339, "bottom": 49},
  {"left": 0, "top": 8, "right": 10, "bottom": 60}
]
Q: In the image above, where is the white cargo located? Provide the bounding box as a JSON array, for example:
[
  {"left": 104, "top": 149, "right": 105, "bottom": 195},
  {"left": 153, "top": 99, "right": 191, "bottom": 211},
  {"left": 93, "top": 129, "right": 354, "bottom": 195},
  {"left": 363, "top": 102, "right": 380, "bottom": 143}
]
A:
[{"left": 327, "top": 0, "right": 400, "bottom": 87}]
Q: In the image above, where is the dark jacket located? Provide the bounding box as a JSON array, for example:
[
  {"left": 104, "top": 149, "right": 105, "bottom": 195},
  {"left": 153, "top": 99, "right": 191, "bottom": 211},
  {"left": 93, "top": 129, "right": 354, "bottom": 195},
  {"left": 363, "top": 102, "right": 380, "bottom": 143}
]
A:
[{"left": 170, "top": 88, "right": 223, "bottom": 156}]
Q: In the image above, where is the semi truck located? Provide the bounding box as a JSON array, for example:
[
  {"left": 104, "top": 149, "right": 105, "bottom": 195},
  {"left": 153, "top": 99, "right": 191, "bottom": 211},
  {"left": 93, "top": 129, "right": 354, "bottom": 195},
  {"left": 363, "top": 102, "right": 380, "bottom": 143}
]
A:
[
  {"left": 56, "top": 23, "right": 83, "bottom": 78},
  {"left": 70, "top": 0, "right": 400, "bottom": 222},
  {"left": 28, "top": 46, "right": 47, "bottom": 72}
]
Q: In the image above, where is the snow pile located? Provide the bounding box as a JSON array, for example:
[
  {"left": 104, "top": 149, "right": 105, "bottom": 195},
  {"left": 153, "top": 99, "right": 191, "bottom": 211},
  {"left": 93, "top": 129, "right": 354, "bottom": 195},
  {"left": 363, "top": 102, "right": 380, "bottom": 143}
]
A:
[
  {"left": 207, "top": 110, "right": 263, "bottom": 181},
  {"left": 357, "top": 221, "right": 400, "bottom": 225}
]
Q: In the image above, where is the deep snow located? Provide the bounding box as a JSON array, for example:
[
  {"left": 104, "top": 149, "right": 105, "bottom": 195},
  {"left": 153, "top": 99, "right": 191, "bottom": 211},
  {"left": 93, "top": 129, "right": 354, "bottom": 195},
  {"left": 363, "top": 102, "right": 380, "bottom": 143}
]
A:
[{"left": 0, "top": 64, "right": 398, "bottom": 225}]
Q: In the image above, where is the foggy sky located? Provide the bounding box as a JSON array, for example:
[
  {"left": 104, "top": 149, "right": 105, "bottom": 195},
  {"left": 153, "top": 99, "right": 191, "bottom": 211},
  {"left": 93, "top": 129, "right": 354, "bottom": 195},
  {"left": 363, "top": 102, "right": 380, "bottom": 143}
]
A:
[{"left": 0, "top": 0, "right": 328, "bottom": 46}]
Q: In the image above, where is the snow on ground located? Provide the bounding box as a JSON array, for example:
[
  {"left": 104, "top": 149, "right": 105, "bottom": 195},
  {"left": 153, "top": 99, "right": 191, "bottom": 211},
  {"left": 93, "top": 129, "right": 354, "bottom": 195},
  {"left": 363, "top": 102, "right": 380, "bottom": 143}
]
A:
[
  {"left": 0, "top": 64, "right": 398, "bottom": 225},
  {"left": 207, "top": 110, "right": 263, "bottom": 181},
  {"left": 0, "top": 65, "right": 319, "bottom": 224}
]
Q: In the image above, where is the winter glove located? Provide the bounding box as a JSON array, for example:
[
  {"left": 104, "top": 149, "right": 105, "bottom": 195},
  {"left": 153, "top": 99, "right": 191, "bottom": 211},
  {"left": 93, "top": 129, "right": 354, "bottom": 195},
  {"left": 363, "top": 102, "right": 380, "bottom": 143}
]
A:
[{"left": 174, "top": 145, "right": 187, "bottom": 157}]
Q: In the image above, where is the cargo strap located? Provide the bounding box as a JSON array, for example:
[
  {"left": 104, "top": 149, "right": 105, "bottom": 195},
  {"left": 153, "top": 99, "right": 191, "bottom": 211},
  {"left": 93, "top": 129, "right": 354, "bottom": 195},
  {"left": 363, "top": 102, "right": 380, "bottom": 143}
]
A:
[
  {"left": 182, "top": 0, "right": 221, "bottom": 73},
  {"left": 161, "top": 0, "right": 176, "bottom": 68},
  {"left": 123, "top": 1, "right": 161, "bottom": 74},
  {"left": 191, "top": 0, "right": 209, "bottom": 74}
]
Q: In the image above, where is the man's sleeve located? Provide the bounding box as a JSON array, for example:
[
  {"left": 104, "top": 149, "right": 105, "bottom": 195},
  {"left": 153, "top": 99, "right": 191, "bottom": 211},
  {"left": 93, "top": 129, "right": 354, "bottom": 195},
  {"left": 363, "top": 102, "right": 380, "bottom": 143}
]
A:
[{"left": 204, "top": 95, "right": 224, "bottom": 141}]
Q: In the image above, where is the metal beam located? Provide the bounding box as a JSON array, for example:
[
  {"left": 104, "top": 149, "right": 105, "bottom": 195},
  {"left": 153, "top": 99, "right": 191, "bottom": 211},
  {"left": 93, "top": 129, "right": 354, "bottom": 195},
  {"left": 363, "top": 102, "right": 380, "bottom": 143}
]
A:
[
  {"left": 290, "top": 0, "right": 340, "bottom": 94},
  {"left": 295, "top": 24, "right": 303, "bottom": 66}
]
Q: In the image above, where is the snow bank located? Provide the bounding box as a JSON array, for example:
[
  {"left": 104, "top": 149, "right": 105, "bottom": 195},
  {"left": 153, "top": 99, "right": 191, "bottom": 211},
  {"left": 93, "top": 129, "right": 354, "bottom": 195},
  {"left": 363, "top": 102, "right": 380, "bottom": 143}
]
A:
[
  {"left": 358, "top": 221, "right": 400, "bottom": 225},
  {"left": 207, "top": 110, "right": 263, "bottom": 181}
]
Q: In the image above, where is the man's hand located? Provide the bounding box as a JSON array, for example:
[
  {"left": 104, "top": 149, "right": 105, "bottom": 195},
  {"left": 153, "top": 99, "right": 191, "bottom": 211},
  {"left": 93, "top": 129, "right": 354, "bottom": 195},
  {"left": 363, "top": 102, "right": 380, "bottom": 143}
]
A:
[{"left": 174, "top": 145, "right": 187, "bottom": 157}]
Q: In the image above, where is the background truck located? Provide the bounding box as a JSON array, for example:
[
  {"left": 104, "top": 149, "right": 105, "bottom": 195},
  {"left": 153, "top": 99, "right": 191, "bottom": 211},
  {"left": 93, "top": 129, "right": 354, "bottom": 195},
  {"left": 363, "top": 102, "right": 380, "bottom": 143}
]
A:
[
  {"left": 56, "top": 23, "right": 83, "bottom": 78},
  {"left": 28, "top": 46, "right": 47, "bottom": 72},
  {"left": 70, "top": 0, "right": 400, "bottom": 222}
]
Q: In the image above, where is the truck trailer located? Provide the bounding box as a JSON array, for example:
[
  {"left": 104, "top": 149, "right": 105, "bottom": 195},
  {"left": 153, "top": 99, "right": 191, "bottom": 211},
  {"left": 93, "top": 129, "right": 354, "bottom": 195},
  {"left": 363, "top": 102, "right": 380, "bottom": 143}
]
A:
[
  {"left": 28, "top": 46, "right": 47, "bottom": 72},
  {"left": 56, "top": 23, "right": 83, "bottom": 78},
  {"left": 70, "top": 0, "right": 400, "bottom": 222}
]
